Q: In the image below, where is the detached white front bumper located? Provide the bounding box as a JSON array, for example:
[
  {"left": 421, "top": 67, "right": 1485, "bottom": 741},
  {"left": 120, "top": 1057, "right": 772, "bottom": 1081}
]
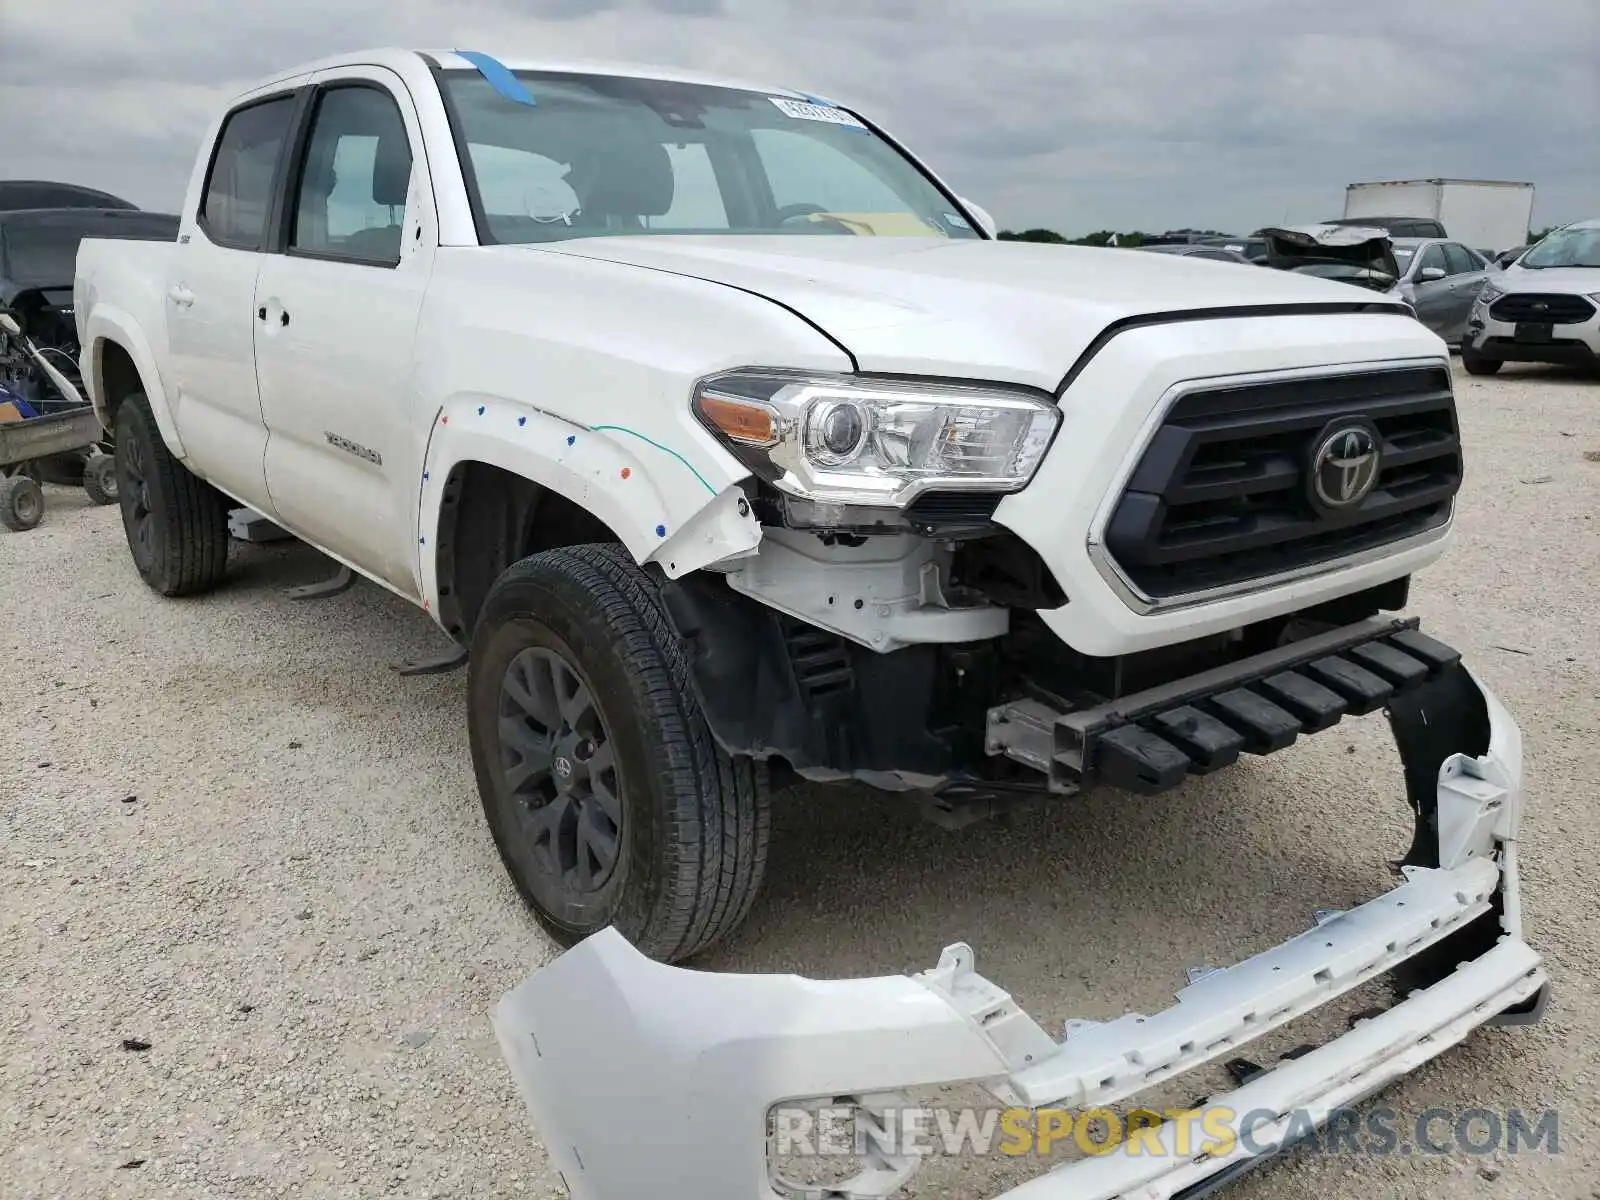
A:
[{"left": 492, "top": 666, "right": 1547, "bottom": 1200}]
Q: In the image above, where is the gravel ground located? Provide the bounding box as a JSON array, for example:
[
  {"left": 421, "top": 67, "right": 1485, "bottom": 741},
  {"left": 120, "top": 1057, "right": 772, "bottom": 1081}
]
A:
[{"left": 2, "top": 359, "right": 1597, "bottom": 1200}]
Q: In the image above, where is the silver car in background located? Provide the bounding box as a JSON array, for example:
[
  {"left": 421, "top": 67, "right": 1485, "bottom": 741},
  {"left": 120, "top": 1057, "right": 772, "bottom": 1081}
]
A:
[
  {"left": 1462, "top": 219, "right": 1600, "bottom": 375},
  {"left": 1388, "top": 237, "right": 1495, "bottom": 341},
  {"left": 1256, "top": 225, "right": 1491, "bottom": 340}
]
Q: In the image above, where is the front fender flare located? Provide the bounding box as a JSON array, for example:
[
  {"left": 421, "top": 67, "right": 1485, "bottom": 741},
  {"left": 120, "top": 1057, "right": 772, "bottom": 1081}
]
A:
[
  {"left": 416, "top": 395, "right": 762, "bottom": 613},
  {"left": 85, "top": 307, "right": 185, "bottom": 458}
]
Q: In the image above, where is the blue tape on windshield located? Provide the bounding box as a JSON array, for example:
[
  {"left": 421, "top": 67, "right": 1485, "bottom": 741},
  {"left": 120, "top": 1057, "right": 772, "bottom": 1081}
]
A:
[{"left": 455, "top": 50, "right": 536, "bottom": 106}]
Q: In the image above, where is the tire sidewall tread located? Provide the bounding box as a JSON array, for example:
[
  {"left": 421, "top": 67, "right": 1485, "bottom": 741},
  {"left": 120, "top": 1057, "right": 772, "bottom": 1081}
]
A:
[
  {"left": 115, "top": 393, "right": 229, "bottom": 596},
  {"left": 468, "top": 543, "right": 769, "bottom": 963}
]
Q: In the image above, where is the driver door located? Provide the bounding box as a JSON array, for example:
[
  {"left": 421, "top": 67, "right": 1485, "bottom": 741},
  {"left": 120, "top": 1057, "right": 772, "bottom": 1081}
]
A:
[{"left": 1407, "top": 244, "right": 1456, "bottom": 336}]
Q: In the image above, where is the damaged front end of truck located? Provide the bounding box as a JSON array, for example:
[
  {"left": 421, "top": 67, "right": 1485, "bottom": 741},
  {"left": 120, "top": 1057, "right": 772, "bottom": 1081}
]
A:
[{"left": 491, "top": 650, "right": 1547, "bottom": 1199}]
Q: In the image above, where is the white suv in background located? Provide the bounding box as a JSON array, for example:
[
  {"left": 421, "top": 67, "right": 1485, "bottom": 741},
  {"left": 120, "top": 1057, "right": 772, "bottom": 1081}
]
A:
[{"left": 1463, "top": 218, "right": 1600, "bottom": 374}]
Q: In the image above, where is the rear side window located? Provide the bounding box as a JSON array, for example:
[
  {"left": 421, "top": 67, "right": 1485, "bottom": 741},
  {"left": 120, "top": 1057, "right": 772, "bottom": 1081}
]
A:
[
  {"left": 1443, "top": 242, "right": 1480, "bottom": 274},
  {"left": 201, "top": 96, "right": 297, "bottom": 251}
]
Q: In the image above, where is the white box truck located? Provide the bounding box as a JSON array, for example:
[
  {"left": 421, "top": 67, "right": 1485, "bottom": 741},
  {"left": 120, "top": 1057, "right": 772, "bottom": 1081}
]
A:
[{"left": 1342, "top": 179, "right": 1535, "bottom": 253}]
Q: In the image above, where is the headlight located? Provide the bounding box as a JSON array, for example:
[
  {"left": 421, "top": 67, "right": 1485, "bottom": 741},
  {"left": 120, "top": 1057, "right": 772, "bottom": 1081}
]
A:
[
  {"left": 693, "top": 370, "right": 1061, "bottom": 508},
  {"left": 1476, "top": 283, "right": 1504, "bottom": 306}
]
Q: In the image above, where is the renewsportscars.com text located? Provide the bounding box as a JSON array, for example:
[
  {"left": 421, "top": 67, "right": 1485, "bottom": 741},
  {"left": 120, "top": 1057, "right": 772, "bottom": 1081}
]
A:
[{"left": 771, "top": 1104, "right": 1561, "bottom": 1160}]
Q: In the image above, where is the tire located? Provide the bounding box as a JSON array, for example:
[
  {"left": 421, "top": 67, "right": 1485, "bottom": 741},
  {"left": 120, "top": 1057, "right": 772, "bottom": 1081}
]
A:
[
  {"left": 1461, "top": 343, "right": 1502, "bottom": 376},
  {"left": 468, "top": 543, "right": 771, "bottom": 963},
  {"left": 114, "top": 392, "right": 230, "bottom": 596},
  {"left": 83, "top": 454, "right": 118, "bottom": 505},
  {"left": 0, "top": 473, "right": 45, "bottom": 531}
]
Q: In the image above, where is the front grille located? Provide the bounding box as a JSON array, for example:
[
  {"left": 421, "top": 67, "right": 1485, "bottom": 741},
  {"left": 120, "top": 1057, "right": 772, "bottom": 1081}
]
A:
[
  {"left": 1489, "top": 293, "right": 1596, "bottom": 324},
  {"left": 1102, "top": 365, "right": 1460, "bottom": 599}
]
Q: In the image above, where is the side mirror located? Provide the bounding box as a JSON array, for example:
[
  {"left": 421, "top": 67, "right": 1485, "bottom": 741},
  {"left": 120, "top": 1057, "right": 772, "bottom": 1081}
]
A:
[
  {"left": 0, "top": 311, "right": 20, "bottom": 337},
  {"left": 956, "top": 197, "right": 999, "bottom": 239},
  {"left": 1418, "top": 266, "right": 1447, "bottom": 282}
]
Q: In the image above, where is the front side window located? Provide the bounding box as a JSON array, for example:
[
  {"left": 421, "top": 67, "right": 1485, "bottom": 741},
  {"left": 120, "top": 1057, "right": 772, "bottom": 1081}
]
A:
[
  {"left": 290, "top": 85, "right": 414, "bottom": 265},
  {"left": 438, "top": 70, "right": 981, "bottom": 244},
  {"left": 1520, "top": 226, "right": 1600, "bottom": 269},
  {"left": 1443, "top": 243, "right": 1480, "bottom": 274},
  {"left": 201, "top": 96, "right": 297, "bottom": 250}
]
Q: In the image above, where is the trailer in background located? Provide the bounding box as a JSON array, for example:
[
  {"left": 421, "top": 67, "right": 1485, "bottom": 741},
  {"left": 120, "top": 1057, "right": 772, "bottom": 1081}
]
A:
[{"left": 1342, "top": 179, "right": 1536, "bottom": 255}]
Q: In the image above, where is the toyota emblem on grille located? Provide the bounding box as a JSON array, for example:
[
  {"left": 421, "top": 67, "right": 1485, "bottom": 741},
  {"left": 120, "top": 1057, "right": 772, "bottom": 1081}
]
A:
[{"left": 1309, "top": 422, "right": 1382, "bottom": 511}]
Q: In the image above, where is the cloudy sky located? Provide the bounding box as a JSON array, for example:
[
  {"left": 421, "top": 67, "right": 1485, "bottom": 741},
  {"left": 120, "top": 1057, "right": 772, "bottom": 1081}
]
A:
[{"left": 2, "top": 0, "right": 1596, "bottom": 236}]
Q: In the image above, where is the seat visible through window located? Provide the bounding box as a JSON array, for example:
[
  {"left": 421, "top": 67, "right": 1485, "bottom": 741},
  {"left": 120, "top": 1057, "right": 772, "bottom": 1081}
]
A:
[{"left": 291, "top": 85, "right": 412, "bottom": 266}]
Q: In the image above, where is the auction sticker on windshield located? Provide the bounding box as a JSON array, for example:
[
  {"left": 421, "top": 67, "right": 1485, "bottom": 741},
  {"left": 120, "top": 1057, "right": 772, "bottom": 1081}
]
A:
[{"left": 769, "top": 96, "right": 868, "bottom": 128}]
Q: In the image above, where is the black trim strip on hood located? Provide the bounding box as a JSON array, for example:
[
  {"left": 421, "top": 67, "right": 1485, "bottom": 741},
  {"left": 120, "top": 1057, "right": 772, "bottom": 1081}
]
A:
[{"left": 1055, "top": 301, "right": 1413, "bottom": 396}]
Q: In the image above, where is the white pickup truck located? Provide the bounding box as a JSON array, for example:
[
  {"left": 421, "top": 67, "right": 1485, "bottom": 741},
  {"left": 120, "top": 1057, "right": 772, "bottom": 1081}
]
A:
[{"left": 76, "top": 48, "right": 1547, "bottom": 1200}]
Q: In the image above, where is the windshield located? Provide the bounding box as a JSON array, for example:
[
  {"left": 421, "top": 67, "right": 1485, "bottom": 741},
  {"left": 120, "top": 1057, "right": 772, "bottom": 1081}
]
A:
[
  {"left": 1519, "top": 226, "right": 1600, "bottom": 269},
  {"left": 438, "top": 69, "right": 982, "bottom": 244},
  {"left": 1, "top": 212, "right": 179, "bottom": 283}
]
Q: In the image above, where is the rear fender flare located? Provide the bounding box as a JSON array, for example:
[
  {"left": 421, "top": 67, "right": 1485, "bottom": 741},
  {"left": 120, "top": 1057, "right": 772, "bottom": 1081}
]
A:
[
  {"left": 416, "top": 395, "right": 761, "bottom": 612},
  {"left": 85, "top": 308, "right": 185, "bottom": 457}
]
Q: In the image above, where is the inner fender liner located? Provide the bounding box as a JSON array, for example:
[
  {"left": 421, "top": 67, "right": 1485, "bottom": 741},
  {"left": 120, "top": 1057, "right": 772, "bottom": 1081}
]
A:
[
  {"left": 1385, "top": 659, "right": 1544, "bottom": 1018},
  {"left": 659, "top": 571, "right": 952, "bottom": 777}
]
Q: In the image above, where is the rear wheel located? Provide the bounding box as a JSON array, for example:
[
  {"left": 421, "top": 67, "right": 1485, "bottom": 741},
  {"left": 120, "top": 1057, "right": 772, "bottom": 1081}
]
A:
[
  {"left": 115, "top": 392, "right": 230, "bottom": 596},
  {"left": 1461, "top": 342, "right": 1503, "bottom": 376},
  {"left": 0, "top": 473, "right": 45, "bottom": 531},
  {"left": 468, "top": 543, "right": 771, "bottom": 963}
]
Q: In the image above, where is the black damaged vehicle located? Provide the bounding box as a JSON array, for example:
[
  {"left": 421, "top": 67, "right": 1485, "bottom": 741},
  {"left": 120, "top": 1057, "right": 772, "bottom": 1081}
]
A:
[{"left": 0, "top": 204, "right": 180, "bottom": 492}]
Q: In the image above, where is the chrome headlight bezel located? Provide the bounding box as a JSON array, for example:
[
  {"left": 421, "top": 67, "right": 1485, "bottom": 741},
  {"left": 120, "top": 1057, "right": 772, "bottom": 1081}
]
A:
[{"left": 692, "top": 369, "right": 1062, "bottom": 509}]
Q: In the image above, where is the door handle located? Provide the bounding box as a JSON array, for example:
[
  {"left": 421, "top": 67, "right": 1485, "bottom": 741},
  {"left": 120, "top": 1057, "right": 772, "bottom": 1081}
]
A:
[
  {"left": 280, "top": 309, "right": 290, "bottom": 327},
  {"left": 169, "top": 284, "right": 195, "bottom": 308}
]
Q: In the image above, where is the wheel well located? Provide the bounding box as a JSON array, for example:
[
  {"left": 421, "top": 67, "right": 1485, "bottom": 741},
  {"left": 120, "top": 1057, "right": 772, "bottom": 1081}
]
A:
[
  {"left": 435, "top": 460, "right": 621, "bottom": 642},
  {"left": 97, "top": 340, "right": 143, "bottom": 428}
]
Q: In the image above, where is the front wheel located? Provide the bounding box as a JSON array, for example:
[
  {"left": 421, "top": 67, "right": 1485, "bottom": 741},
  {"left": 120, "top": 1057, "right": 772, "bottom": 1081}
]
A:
[
  {"left": 1461, "top": 342, "right": 1503, "bottom": 376},
  {"left": 467, "top": 543, "right": 771, "bottom": 963}
]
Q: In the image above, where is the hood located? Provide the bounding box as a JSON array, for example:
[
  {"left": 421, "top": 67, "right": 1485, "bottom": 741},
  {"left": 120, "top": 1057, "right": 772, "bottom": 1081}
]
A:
[
  {"left": 1258, "top": 225, "right": 1400, "bottom": 287},
  {"left": 1498, "top": 264, "right": 1600, "bottom": 293},
  {"left": 531, "top": 235, "right": 1403, "bottom": 389}
]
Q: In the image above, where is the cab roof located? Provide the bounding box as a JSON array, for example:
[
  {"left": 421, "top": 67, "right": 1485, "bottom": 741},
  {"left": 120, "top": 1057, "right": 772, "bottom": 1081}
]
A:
[{"left": 239, "top": 47, "right": 825, "bottom": 107}]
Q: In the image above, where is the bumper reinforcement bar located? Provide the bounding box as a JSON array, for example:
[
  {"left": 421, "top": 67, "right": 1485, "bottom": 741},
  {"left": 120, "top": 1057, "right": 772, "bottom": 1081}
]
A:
[{"left": 986, "top": 616, "right": 1461, "bottom": 794}]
